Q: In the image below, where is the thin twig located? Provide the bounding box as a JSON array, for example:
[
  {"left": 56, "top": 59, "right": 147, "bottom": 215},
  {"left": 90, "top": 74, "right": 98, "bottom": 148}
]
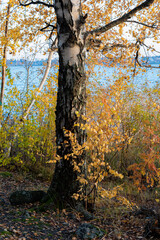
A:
[
  {"left": 19, "top": 0, "right": 54, "bottom": 8},
  {"left": 126, "top": 20, "right": 160, "bottom": 29}
]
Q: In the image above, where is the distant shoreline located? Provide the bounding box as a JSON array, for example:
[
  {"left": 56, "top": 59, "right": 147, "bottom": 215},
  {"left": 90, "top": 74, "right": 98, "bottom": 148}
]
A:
[
  {"left": 5, "top": 56, "right": 160, "bottom": 67},
  {"left": 6, "top": 59, "right": 58, "bottom": 67}
]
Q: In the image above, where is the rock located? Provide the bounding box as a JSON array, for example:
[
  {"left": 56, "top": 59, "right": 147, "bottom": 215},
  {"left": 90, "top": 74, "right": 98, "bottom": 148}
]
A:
[
  {"left": 134, "top": 206, "right": 157, "bottom": 217},
  {"left": 76, "top": 203, "right": 95, "bottom": 220},
  {"left": 83, "top": 210, "right": 94, "bottom": 221},
  {"left": 76, "top": 223, "right": 104, "bottom": 239},
  {"left": 9, "top": 190, "right": 46, "bottom": 205}
]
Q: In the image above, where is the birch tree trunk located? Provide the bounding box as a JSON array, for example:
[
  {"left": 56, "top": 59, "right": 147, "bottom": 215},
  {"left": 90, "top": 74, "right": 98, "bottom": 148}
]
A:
[{"left": 47, "top": 0, "right": 87, "bottom": 207}]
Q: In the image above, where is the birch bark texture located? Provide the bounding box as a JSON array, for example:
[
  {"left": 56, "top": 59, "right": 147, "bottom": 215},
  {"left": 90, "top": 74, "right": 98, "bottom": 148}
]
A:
[{"left": 47, "top": 0, "right": 87, "bottom": 205}]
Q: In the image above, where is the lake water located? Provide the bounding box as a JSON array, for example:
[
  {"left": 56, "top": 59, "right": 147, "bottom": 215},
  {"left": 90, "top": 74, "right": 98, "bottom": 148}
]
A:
[
  {"left": 93, "top": 64, "right": 160, "bottom": 88},
  {"left": 1, "top": 63, "right": 159, "bottom": 118},
  {"left": 5, "top": 63, "right": 160, "bottom": 92}
]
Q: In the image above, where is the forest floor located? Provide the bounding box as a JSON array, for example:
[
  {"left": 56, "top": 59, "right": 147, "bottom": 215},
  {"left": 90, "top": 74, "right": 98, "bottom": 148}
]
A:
[{"left": 0, "top": 168, "right": 160, "bottom": 240}]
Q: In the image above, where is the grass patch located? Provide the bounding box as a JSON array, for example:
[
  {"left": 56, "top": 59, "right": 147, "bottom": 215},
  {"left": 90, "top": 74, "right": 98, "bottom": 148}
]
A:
[
  {"left": 0, "top": 171, "right": 13, "bottom": 178},
  {"left": 0, "top": 230, "right": 12, "bottom": 236}
]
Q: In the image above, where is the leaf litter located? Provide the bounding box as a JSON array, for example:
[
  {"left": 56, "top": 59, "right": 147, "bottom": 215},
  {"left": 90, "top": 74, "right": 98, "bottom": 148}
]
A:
[{"left": 0, "top": 168, "right": 160, "bottom": 239}]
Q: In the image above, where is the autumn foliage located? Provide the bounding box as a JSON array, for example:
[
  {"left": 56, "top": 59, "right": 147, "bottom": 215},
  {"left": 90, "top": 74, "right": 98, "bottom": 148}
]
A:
[{"left": 0, "top": 0, "right": 160, "bottom": 208}]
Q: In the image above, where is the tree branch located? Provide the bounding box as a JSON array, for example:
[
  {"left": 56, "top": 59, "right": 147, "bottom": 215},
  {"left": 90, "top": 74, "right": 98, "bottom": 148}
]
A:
[
  {"left": 141, "top": 42, "right": 160, "bottom": 54},
  {"left": 22, "top": 50, "right": 54, "bottom": 121},
  {"left": 126, "top": 20, "right": 160, "bottom": 29},
  {"left": 137, "top": 57, "right": 160, "bottom": 69},
  {"left": 85, "top": 0, "right": 155, "bottom": 37},
  {"left": 134, "top": 41, "right": 160, "bottom": 70},
  {"left": 19, "top": 0, "right": 54, "bottom": 8},
  {"left": 86, "top": 37, "right": 136, "bottom": 51},
  {"left": 102, "top": 43, "right": 135, "bottom": 52},
  {"left": 40, "top": 22, "right": 56, "bottom": 32}
]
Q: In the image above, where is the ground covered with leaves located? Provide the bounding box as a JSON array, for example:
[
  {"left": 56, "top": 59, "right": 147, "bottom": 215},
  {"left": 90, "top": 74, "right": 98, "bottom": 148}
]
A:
[{"left": 0, "top": 169, "right": 160, "bottom": 240}]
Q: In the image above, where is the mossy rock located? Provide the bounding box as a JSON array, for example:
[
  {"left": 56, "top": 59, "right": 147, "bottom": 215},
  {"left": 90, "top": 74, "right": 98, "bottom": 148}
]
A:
[
  {"left": 76, "top": 223, "right": 105, "bottom": 239},
  {"left": 9, "top": 190, "right": 46, "bottom": 205}
]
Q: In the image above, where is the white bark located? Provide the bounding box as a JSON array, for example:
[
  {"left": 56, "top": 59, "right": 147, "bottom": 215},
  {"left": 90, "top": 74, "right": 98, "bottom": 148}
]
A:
[
  {"left": 23, "top": 50, "right": 53, "bottom": 120},
  {"left": 62, "top": 45, "right": 80, "bottom": 66}
]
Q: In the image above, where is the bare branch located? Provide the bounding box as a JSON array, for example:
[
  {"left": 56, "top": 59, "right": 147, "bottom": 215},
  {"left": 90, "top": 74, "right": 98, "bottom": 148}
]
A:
[
  {"left": 86, "top": 38, "right": 102, "bottom": 49},
  {"left": 86, "top": 37, "right": 136, "bottom": 51},
  {"left": 102, "top": 43, "right": 135, "bottom": 52},
  {"left": 22, "top": 50, "right": 54, "bottom": 120},
  {"left": 134, "top": 41, "right": 160, "bottom": 69},
  {"left": 50, "top": 36, "right": 58, "bottom": 50},
  {"left": 85, "top": 0, "right": 155, "bottom": 37},
  {"left": 19, "top": 0, "right": 54, "bottom": 8},
  {"left": 126, "top": 20, "right": 160, "bottom": 29},
  {"left": 141, "top": 42, "right": 160, "bottom": 54},
  {"left": 133, "top": 42, "right": 140, "bottom": 76},
  {"left": 137, "top": 57, "right": 160, "bottom": 68},
  {"left": 40, "top": 22, "right": 56, "bottom": 32}
]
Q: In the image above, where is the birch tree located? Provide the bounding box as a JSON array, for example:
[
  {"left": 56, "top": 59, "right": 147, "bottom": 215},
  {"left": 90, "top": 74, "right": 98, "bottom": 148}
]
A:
[{"left": 19, "top": 0, "right": 159, "bottom": 207}]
